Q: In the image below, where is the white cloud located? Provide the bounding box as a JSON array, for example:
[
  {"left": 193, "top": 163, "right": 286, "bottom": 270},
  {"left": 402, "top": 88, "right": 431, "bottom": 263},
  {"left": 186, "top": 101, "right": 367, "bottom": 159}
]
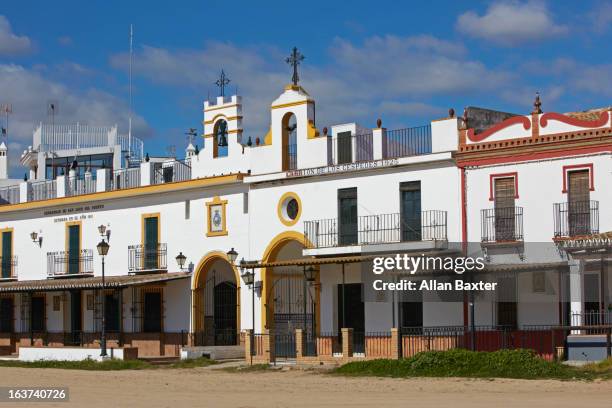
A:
[
  {"left": 0, "top": 15, "right": 32, "bottom": 56},
  {"left": 0, "top": 64, "right": 150, "bottom": 177},
  {"left": 109, "top": 36, "right": 513, "bottom": 135},
  {"left": 456, "top": 1, "right": 568, "bottom": 46}
]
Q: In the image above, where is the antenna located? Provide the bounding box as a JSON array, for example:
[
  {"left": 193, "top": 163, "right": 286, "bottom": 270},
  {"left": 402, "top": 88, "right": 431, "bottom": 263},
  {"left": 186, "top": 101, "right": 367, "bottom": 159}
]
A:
[
  {"left": 0, "top": 104, "right": 11, "bottom": 139},
  {"left": 128, "top": 24, "right": 134, "bottom": 163}
]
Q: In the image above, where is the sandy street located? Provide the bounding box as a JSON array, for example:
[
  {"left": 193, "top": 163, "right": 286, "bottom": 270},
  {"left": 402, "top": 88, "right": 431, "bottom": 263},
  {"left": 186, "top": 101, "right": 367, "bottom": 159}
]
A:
[{"left": 0, "top": 365, "right": 611, "bottom": 408}]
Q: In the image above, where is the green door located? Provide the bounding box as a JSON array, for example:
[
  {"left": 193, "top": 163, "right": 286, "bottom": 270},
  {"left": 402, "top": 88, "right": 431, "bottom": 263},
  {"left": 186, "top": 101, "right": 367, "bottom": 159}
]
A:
[
  {"left": 144, "top": 217, "right": 159, "bottom": 269},
  {"left": 1, "top": 231, "right": 12, "bottom": 278},
  {"left": 68, "top": 225, "right": 80, "bottom": 274}
]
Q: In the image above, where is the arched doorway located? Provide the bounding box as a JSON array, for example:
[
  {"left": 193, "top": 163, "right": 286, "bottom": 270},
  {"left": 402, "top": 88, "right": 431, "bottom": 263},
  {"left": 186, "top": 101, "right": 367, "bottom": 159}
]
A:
[
  {"left": 261, "top": 232, "right": 319, "bottom": 358},
  {"left": 192, "top": 252, "right": 240, "bottom": 346}
]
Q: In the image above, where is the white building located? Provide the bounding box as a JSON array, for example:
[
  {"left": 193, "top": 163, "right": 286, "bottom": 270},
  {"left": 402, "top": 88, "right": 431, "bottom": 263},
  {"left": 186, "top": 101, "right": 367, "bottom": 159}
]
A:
[{"left": 0, "top": 76, "right": 609, "bottom": 362}]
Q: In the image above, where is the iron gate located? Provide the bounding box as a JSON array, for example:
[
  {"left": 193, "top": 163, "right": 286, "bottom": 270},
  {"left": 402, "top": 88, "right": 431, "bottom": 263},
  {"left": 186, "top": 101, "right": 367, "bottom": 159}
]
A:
[{"left": 203, "top": 271, "right": 238, "bottom": 346}]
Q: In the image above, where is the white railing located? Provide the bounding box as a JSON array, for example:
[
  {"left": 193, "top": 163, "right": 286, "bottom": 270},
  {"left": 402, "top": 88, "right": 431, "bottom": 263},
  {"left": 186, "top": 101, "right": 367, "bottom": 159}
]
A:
[
  {"left": 111, "top": 167, "right": 141, "bottom": 190},
  {"left": 66, "top": 175, "right": 96, "bottom": 196},
  {"left": 0, "top": 185, "right": 20, "bottom": 205},
  {"left": 30, "top": 179, "right": 56, "bottom": 201}
]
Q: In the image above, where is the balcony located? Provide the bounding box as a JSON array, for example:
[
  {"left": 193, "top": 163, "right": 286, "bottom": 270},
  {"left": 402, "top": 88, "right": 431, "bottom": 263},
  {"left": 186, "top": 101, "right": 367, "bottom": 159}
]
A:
[
  {"left": 554, "top": 200, "right": 599, "bottom": 238},
  {"left": 47, "top": 249, "right": 94, "bottom": 277},
  {"left": 383, "top": 125, "right": 432, "bottom": 159},
  {"left": 304, "top": 211, "right": 447, "bottom": 251},
  {"left": 0, "top": 256, "right": 17, "bottom": 280},
  {"left": 481, "top": 207, "right": 524, "bottom": 243},
  {"left": 0, "top": 185, "right": 20, "bottom": 205},
  {"left": 66, "top": 175, "right": 96, "bottom": 196},
  {"left": 111, "top": 167, "right": 141, "bottom": 190},
  {"left": 128, "top": 243, "right": 167, "bottom": 273}
]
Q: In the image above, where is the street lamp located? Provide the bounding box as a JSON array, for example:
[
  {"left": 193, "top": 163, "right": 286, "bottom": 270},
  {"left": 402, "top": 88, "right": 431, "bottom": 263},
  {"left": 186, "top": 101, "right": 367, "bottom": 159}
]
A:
[
  {"left": 226, "top": 247, "right": 238, "bottom": 263},
  {"left": 304, "top": 266, "right": 316, "bottom": 282},
  {"left": 175, "top": 252, "right": 187, "bottom": 271},
  {"left": 96, "top": 239, "right": 110, "bottom": 357},
  {"left": 240, "top": 267, "right": 256, "bottom": 366}
]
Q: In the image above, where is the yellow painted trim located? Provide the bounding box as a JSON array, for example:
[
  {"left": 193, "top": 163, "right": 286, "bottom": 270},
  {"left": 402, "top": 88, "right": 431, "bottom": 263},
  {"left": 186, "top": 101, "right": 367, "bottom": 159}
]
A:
[
  {"left": 307, "top": 120, "right": 320, "bottom": 139},
  {"left": 0, "top": 174, "right": 244, "bottom": 214},
  {"left": 65, "top": 221, "right": 82, "bottom": 274},
  {"left": 141, "top": 213, "right": 161, "bottom": 270},
  {"left": 263, "top": 128, "right": 272, "bottom": 145},
  {"left": 277, "top": 192, "right": 302, "bottom": 227},
  {"left": 0, "top": 227, "right": 14, "bottom": 277},
  {"left": 191, "top": 251, "right": 241, "bottom": 336},
  {"left": 283, "top": 84, "right": 310, "bottom": 95},
  {"left": 270, "top": 100, "right": 313, "bottom": 110},
  {"left": 259, "top": 231, "right": 313, "bottom": 331},
  {"left": 204, "top": 103, "right": 238, "bottom": 112},
  {"left": 204, "top": 114, "right": 242, "bottom": 125},
  {"left": 205, "top": 196, "right": 228, "bottom": 237}
]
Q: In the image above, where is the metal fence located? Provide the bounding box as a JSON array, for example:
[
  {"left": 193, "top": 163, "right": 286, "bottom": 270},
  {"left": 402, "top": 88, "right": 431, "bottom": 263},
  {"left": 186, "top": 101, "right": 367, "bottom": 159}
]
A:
[
  {"left": 46, "top": 249, "right": 94, "bottom": 277},
  {"left": 112, "top": 167, "right": 141, "bottom": 190},
  {"left": 0, "top": 185, "right": 20, "bottom": 205},
  {"left": 284, "top": 144, "right": 297, "bottom": 171},
  {"left": 383, "top": 125, "right": 432, "bottom": 159},
  {"left": 0, "top": 255, "right": 17, "bottom": 279},
  {"left": 153, "top": 160, "right": 192, "bottom": 184},
  {"left": 304, "top": 210, "right": 447, "bottom": 248},
  {"left": 554, "top": 200, "right": 599, "bottom": 237},
  {"left": 30, "top": 179, "right": 56, "bottom": 201},
  {"left": 128, "top": 243, "right": 168, "bottom": 272},
  {"left": 481, "top": 207, "right": 524, "bottom": 242}
]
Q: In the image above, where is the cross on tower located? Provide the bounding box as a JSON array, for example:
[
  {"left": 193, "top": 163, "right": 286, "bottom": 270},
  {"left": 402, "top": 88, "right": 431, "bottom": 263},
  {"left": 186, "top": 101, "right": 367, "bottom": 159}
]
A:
[
  {"left": 215, "top": 70, "right": 231, "bottom": 97},
  {"left": 286, "top": 47, "right": 305, "bottom": 86}
]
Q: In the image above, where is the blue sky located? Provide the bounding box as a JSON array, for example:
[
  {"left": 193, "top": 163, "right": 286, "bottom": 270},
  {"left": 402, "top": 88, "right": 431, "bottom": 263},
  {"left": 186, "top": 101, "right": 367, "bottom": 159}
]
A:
[{"left": 1, "top": 1, "right": 611, "bottom": 176}]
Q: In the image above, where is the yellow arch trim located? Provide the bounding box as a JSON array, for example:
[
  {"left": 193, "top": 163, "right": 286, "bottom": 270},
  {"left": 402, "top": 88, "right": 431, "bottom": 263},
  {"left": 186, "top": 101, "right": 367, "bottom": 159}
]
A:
[
  {"left": 260, "top": 231, "right": 314, "bottom": 331},
  {"left": 191, "top": 250, "right": 241, "bottom": 335}
]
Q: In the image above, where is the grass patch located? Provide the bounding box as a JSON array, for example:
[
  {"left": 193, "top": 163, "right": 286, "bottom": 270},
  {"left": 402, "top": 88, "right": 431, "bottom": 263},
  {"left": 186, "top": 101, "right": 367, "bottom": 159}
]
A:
[
  {"left": 0, "top": 358, "right": 152, "bottom": 370},
  {"left": 334, "top": 349, "right": 611, "bottom": 380},
  {"left": 222, "top": 363, "right": 271, "bottom": 373},
  {"left": 0, "top": 356, "right": 217, "bottom": 371},
  {"left": 167, "top": 357, "right": 218, "bottom": 369}
]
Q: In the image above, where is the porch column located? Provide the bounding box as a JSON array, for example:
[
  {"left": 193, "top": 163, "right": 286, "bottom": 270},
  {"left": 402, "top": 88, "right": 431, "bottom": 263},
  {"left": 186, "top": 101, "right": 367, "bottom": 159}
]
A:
[
  {"left": 391, "top": 328, "right": 400, "bottom": 359},
  {"left": 295, "top": 328, "right": 304, "bottom": 359},
  {"left": 341, "top": 327, "right": 353, "bottom": 358},
  {"left": 569, "top": 259, "right": 582, "bottom": 332}
]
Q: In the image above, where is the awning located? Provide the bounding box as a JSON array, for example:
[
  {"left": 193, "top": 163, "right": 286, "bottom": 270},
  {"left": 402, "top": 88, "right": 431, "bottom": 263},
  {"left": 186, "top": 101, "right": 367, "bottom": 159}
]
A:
[
  {"left": 0, "top": 272, "right": 192, "bottom": 293},
  {"left": 241, "top": 255, "right": 378, "bottom": 269}
]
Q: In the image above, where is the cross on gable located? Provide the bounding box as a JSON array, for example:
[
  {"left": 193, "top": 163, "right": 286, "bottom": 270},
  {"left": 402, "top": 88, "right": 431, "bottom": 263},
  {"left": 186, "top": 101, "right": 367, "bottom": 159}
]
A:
[
  {"left": 285, "top": 47, "right": 305, "bottom": 86},
  {"left": 215, "top": 70, "right": 231, "bottom": 97}
]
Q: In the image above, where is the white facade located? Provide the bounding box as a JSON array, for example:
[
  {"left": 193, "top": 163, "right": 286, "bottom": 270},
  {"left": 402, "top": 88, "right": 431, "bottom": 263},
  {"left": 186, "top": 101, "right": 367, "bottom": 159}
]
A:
[{"left": 0, "top": 83, "right": 610, "bottom": 359}]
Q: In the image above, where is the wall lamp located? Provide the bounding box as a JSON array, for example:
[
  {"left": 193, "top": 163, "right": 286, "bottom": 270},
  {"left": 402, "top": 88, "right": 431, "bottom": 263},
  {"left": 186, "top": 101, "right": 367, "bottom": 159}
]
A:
[
  {"left": 98, "top": 224, "right": 111, "bottom": 242},
  {"left": 30, "top": 231, "right": 43, "bottom": 247}
]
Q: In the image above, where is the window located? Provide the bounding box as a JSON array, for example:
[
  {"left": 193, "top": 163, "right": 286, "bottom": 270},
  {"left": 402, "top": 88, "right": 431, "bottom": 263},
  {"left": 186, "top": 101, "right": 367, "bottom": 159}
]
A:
[
  {"left": 400, "top": 181, "right": 421, "bottom": 241},
  {"left": 567, "top": 170, "right": 591, "bottom": 236},
  {"left": 493, "top": 177, "right": 516, "bottom": 241},
  {"left": 31, "top": 295, "right": 45, "bottom": 332},
  {"left": 66, "top": 223, "right": 81, "bottom": 274},
  {"left": 143, "top": 291, "right": 162, "bottom": 332},
  {"left": 286, "top": 199, "right": 299, "bottom": 220},
  {"left": 0, "top": 297, "right": 13, "bottom": 332},
  {"left": 338, "top": 188, "right": 358, "bottom": 245},
  {"left": 143, "top": 215, "right": 159, "bottom": 270},
  {"left": 1, "top": 229, "right": 13, "bottom": 278}
]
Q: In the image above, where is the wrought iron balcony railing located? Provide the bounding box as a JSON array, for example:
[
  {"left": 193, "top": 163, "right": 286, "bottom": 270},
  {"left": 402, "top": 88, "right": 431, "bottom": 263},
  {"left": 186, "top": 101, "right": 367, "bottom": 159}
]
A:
[
  {"left": 0, "top": 255, "right": 17, "bottom": 279},
  {"left": 383, "top": 125, "right": 432, "bottom": 159},
  {"left": 153, "top": 160, "right": 192, "bottom": 185},
  {"left": 47, "top": 249, "right": 94, "bottom": 277},
  {"left": 304, "top": 211, "right": 447, "bottom": 249},
  {"left": 481, "top": 206, "right": 524, "bottom": 243},
  {"left": 128, "top": 243, "right": 167, "bottom": 272},
  {"left": 553, "top": 200, "right": 599, "bottom": 238}
]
